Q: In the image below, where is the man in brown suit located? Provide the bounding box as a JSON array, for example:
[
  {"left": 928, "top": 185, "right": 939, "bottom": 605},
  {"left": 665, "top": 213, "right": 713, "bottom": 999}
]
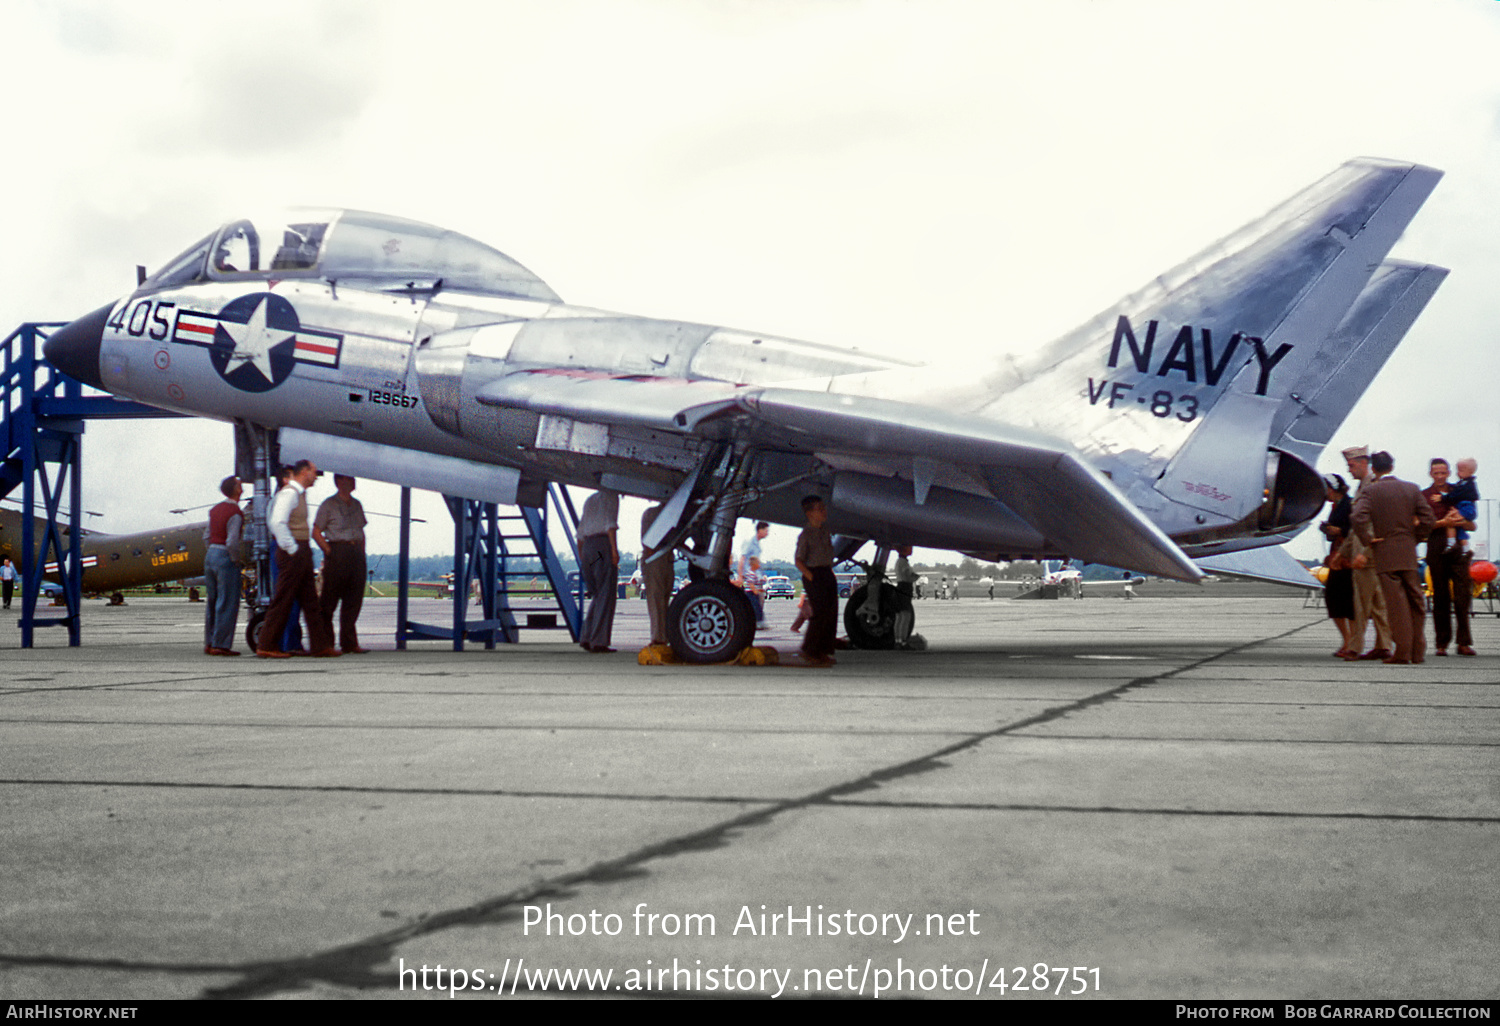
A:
[{"left": 1351, "top": 451, "right": 1437, "bottom": 665}]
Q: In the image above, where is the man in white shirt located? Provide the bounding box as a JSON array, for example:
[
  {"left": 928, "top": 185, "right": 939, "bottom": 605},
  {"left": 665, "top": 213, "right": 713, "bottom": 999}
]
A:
[
  {"left": 257, "top": 460, "right": 339, "bottom": 658},
  {"left": 577, "top": 489, "right": 619, "bottom": 653},
  {"left": 738, "top": 521, "right": 770, "bottom": 630},
  {"left": 1, "top": 556, "right": 15, "bottom": 610}
]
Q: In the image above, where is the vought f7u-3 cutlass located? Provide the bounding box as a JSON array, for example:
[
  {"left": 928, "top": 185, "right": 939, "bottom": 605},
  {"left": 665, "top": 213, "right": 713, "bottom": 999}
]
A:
[{"left": 45, "top": 158, "right": 1446, "bottom": 661}]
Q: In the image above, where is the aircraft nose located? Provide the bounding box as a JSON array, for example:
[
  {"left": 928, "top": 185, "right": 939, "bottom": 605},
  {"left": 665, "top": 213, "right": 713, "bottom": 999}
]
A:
[{"left": 42, "top": 303, "right": 113, "bottom": 389}]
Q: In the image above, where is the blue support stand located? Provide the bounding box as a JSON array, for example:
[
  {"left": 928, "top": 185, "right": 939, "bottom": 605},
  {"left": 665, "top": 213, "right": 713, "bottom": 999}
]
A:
[{"left": 3, "top": 322, "right": 184, "bottom": 647}]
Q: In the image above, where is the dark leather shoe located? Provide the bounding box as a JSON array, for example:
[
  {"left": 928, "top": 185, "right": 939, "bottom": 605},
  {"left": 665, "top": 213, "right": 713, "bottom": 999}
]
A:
[
  {"left": 343, "top": 646, "right": 370, "bottom": 654},
  {"left": 1458, "top": 646, "right": 1477, "bottom": 656},
  {"left": 1357, "top": 648, "right": 1392, "bottom": 661},
  {"left": 310, "top": 648, "right": 342, "bottom": 658},
  {"left": 255, "top": 649, "right": 290, "bottom": 659},
  {"left": 1435, "top": 649, "right": 1448, "bottom": 656},
  {"left": 1382, "top": 656, "right": 1410, "bottom": 665}
]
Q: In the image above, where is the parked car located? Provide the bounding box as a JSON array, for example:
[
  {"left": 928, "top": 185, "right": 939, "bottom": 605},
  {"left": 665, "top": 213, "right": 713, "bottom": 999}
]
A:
[{"left": 763, "top": 575, "right": 795, "bottom": 599}]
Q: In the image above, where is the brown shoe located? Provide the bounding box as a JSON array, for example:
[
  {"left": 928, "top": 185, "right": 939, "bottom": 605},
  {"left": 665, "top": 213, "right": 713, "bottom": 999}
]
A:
[
  {"left": 1435, "top": 649, "right": 1448, "bottom": 656},
  {"left": 1357, "top": 648, "right": 1392, "bottom": 661},
  {"left": 255, "top": 649, "right": 290, "bottom": 659},
  {"left": 342, "top": 646, "right": 370, "bottom": 654},
  {"left": 310, "top": 648, "right": 342, "bottom": 658},
  {"left": 209, "top": 648, "right": 241, "bottom": 657},
  {"left": 204, "top": 645, "right": 214, "bottom": 655},
  {"left": 1382, "top": 656, "right": 1411, "bottom": 665},
  {"left": 1458, "top": 646, "right": 1477, "bottom": 656}
]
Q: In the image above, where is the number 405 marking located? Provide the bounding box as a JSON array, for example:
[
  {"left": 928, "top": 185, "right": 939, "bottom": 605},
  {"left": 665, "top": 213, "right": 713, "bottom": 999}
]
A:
[{"left": 108, "top": 299, "right": 177, "bottom": 341}]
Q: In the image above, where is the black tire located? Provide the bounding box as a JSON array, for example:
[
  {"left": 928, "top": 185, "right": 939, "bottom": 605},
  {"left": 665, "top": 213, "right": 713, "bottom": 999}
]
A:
[
  {"left": 245, "top": 610, "right": 265, "bottom": 652},
  {"left": 843, "top": 583, "right": 912, "bottom": 650},
  {"left": 667, "top": 580, "right": 756, "bottom": 664}
]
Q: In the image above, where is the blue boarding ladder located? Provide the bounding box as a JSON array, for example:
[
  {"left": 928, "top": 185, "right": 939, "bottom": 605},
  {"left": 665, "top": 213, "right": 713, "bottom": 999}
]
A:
[
  {"left": 2, "top": 322, "right": 185, "bottom": 647},
  {"left": 396, "top": 483, "right": 584, "bottom": 650}
]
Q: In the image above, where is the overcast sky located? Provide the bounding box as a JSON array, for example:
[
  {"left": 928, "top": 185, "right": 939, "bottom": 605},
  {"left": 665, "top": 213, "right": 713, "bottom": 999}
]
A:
[{"left": 3, "top": 0, "right": 1498, "bottom": 566}]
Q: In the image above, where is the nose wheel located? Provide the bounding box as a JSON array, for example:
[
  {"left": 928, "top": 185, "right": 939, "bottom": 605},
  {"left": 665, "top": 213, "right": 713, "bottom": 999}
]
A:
[
  {"left": 245, "top": 609, "right": 265, "bottom": 652},
  {"left": 843, "top": 582, "right": 912, "bottom": 649},
  {"left": 667, "top": 580, "right": 756, "bottom": 663}
]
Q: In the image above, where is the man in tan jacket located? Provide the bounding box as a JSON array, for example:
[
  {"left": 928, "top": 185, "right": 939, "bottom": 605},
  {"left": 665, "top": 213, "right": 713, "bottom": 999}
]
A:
[
  {"left": 1351, "top": 451, "right": 1437, "bottom": 665},
  {"left": 1339, "top": 446, "right": 1394, "bottom": 660}
]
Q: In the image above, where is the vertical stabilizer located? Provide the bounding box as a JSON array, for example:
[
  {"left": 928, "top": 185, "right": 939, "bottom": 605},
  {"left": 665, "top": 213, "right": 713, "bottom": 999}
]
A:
[{"left": 1269, "top": 260, "right": 1448, "bottom": 466}]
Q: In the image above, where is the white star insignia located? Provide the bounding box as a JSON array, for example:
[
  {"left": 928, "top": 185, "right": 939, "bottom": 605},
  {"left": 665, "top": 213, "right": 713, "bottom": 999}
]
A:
[{"left": 220, "top": 296, "right": 292, "bottom": 382}]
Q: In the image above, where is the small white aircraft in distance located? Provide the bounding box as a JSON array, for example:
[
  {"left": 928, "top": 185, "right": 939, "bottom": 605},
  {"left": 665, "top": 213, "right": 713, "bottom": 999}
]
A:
[
  {"left": 44, "top": 158, "right": 1446, "bottom": 661},
  {"left": 1036, "top": 561, "right": 1141, "bottom": 588}
]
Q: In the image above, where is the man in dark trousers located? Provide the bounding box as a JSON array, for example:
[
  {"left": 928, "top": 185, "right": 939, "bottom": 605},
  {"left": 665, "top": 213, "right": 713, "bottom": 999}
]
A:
[
  {"left": 1351, "top": 451, "right": 1436, "bottom": 665},
  {"left": 257, "top": 460, "right": 339, "bottom": 659},
  {"left": 314, "top": 474, "right": 369, "bottom": 654},
  {"left": 794, "top": 495, "right": 837, "bottom": 666},
  {"left": 1422, "top": 458, "right": 1477, "bottom": 657}
]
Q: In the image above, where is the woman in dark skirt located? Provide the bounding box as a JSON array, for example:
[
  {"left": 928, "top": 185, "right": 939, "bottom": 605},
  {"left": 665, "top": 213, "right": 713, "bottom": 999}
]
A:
[{"left": 1319, "top": 473, "right": 1357, "bottom": 657}]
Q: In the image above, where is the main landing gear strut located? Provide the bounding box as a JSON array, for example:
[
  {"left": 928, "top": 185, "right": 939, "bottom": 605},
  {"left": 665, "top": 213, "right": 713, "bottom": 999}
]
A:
[{"left": 654, "top": 446, "right": 760, "bottom": 663}]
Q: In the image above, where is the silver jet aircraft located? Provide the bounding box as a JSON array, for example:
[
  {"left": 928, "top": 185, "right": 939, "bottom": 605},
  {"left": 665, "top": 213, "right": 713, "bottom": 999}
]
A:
[{"left": 44, "top": 158, "right": 1446, "bottom": 662}]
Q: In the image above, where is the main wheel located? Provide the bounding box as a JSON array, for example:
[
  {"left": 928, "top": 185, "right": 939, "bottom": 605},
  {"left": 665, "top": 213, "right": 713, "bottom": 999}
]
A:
[
  {"left": 667, "top": 580, "right": 756, "bottom": 663},
  {"left": 843, "top": 583, "right": 912, "bottom": 649}
]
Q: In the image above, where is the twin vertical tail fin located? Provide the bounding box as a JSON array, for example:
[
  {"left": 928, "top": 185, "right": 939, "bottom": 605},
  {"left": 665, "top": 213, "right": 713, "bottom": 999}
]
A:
[
  {"left": 981, "top": 158, "right": 1444, "bottom": 540},
  {"left": 1267, "top": 259, "right": 1449, "bottom": 466}
]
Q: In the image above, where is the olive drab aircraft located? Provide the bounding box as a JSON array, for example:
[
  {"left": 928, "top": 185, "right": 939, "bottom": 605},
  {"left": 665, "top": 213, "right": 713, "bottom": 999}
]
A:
[
  {"left": 0, "top": 507, "right": 210, "bottom": 603},
  {"left": 44, "top": 158, "right": 1447, "bottom": 662}
]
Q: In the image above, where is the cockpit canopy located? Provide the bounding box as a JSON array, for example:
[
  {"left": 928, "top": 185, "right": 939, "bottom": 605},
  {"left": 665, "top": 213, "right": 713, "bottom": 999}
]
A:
[{"left": 141, "top": 208, "right": 562, "bottom": 303}]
